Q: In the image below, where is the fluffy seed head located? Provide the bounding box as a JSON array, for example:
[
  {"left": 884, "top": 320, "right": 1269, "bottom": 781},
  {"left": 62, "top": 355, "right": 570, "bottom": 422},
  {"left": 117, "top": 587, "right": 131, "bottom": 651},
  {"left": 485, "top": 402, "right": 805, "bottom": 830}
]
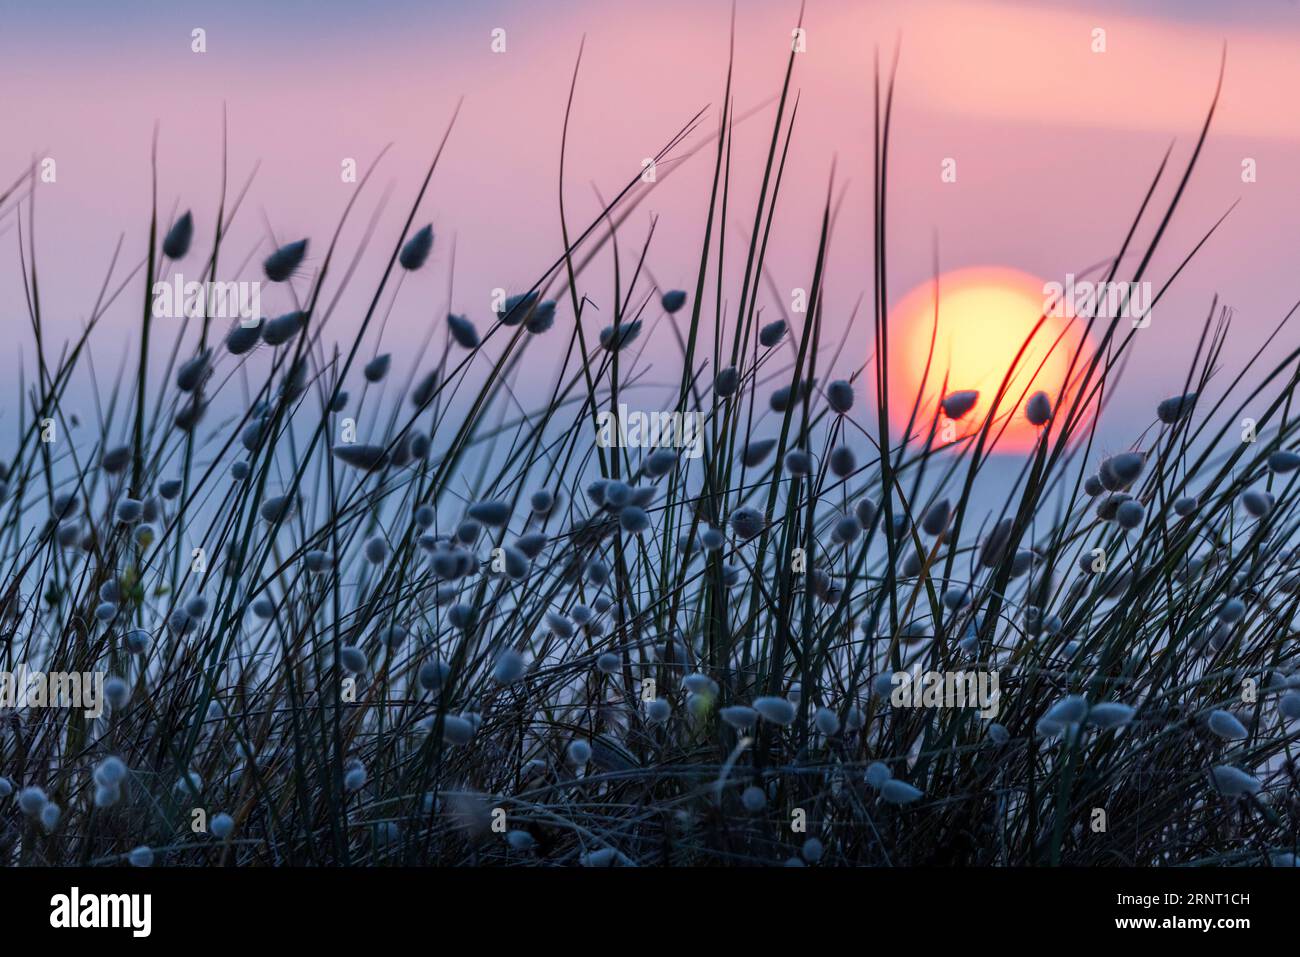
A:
[
  {"left": 619, "top": 506, "right": 651, "bottom": 535},
  {"left": 855, "top": 498, "right": 877, "bottom": 528},
  {"left": 339, "top": 646, "right": 367, "bottom": 673},
  {"left": 645, "top": 698, "right": 671, "bottom": 723},
  {"left": 1269, "top": 450, "right": 1300, "bottom": 473},
  {"left": 941, "top": 390, "right": 979, "bottom": 419},
  {"left": 814, "top": 707, "right": 840, "bottom": 736},
  {"left": 225, "top": 321, "right": 262, "bottom": 355},
  {"left": 344, "top": 767, "right": 367, "bottom": 791},
  {"left": 363, "top": 353, "right": 391, "bottom": 382},
  {"left": 921, "top": 499, "right": 951, "bottom": 536},
  {"left": 493, "top": 650, "right": 527, "bottom": 684},
  {"left": 263, "top": 238, "right": 308, "bottom": 282},
  {"left": 498, "top": 292, "right": 538, "bottom": 326},
  {"left": 752, "top": 696, "right": 796, "bottom": 725},
  {"left": 95, "top": 756, "right": 128, "bottom": 787},
  {"left": 125, "top": 629, "right": 151, "bottom": 654},
  {"left": 826, "top": 379, "right": 854, "bottom": 414},
  {"left": 418, "top": 660, "right": 451, "bottom": 692},
  {"left": 1157, "top": 392, "right": 1197, "bottom": 424},
  {"left": 598, "top": 320, "right": 641, "bottom": 351},
  {"left": 643, "top": 448, "right": 678, "bottom": 478},
  {"left": 880, "top": 780, "right": 923, "bottom": 804},
  {"left": 17, "top": 786, "right": 47, "bottom": 816},
  {"left": 1242, "top": 489, "right": 1274, "bottom": 518},
  {"left": 1087, "top": 702, "right": 1136, "bottom": 729},
  {"left": 1101, "top": 452, "right": 1145, "bottom": 488},
  {"left": 105, "top": 677, "right": 129, "bottom": 707},
  {"left": 741, "top": 438, "right": 777, "bottom": 467},
  {"left": 261, "top": 311, "right": 306, "bottom": 346},
  {"left": 730, "top": 506, "right": 765, "bottom": 540},
  {"left": 714, "top": 366, "right": 740, "bottom": 396},
  {"left": 398, "top": 224, "right": 434, "bottom": 270},
  {"left": 865, "top": 762, "right": 892, "bottom": 788},
  {"left": 411, "top": 369, "right": 439, "bottom": 407},
  {"left": 525, "top": 300, "right": 557, "bottom": 335},
  {"left": 364, "top": 536, "right": 389, "bottom": 564},
  {"left": 978, "top": 518, "right": 1015, "bottom": 568},
  {"left": 833, "top": 514, "right": 861, "bottom": 545},
  {"left": 447, "top": 313, "right": 480, "bottom": 349},
  {"left": 1025, "top": 390, "right": 1052, "bottom": 426},
  {"left": 661, "top": 289, "right": 687, "bottom": 313},
  {"left": 1210, "top": 765, "right": 1260, "bottom": 796},
  {"left": 442, "top": 715, "right": 475, "bottom": 745},
  {"left": 567, "top": 739, "right": 592, "bottom": 767},
  {"left": 1208, "top": 709, "right": 1248, "bottom": 740},
  {"left": 1115, "top": 500, "right": 1145, "bottom": 530},
  {"left": 759, "top": 319, "right": 787, "bottom": 348},
  {"left": 334, "top": 444, "right": 390, "bottom": 471},
  {"left": 719, "top": 705, "right": 758, "bottom": 729},
  {"left": 1217, "top": 598, "right": 1245, "bottom": 623},
  {"left": 176, "top": 351, "right": 210, "bottom": 392},
  {"left": 101, "top": 445, "right": 131, "bottom": 473},
  {"left": 828, "top": 446, "right": 856, "bottom": 478},
  {"left": 1278, "top": 691, "right": 1300, "bottom": 721},
  {"left": 128, "top": 846, "right": 155, "bottom": 867},
  {"left": 162, "top": 210, "right": 194, "bottom": 259},
  {"left": 468, "top": 500, "right": 510, "bottom": 526},
  {"left": 784, "top": 449, "right": 813, "bottom": 475}
]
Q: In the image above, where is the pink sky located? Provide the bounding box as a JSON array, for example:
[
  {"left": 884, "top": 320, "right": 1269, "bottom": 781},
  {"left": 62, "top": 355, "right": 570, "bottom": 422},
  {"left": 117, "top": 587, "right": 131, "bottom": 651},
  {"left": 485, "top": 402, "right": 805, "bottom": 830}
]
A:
[{"left": 2, "top": 0, "right": 1298, "bottom": 446}]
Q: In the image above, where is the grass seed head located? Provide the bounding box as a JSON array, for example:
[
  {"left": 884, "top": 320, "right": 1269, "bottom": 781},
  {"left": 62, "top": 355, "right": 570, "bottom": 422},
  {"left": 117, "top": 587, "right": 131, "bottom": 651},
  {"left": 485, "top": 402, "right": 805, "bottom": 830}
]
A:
[
  {"left": 447, "top": 313, "right": 480, "bottom": 349},
  {"left": 1210, "top": 765, "right": 1260, "bottom": 796},
  {"left": 1025, "top": 390, "right": 1052, "bottom": 426},
  {"left": 567, "top": 739, "right": 592, "bottom": 767},
  {"left": 941, "top": 390, "right": 979, "bottom": 419},
  {"left": 1242, "top": 489, "right": 1274, "bottom": 518},
  {"left": 263, "top": 239, "right": 308, "bottom": 282},
  {"left": 364, "top": 536, "right": 389, "bottom": 564},
  {"left": 128, "top": 846, "right": 154, "bottom": 867},
  {"left": 714, "top": 366, "right": 740, "bottom": 396},
  {"left": 398, "top": 224, "right": 434, "bottom": 271},
  {"left": 1157, "top": 392, "right": 1198, "bottom": 424},
  {"left": 759, "top": 319, "right": 787, "bottom": 348},
  {"left": 753, "top": 696, "right": 796, "bottom": 725},
  {"left": 1208, "top": 709, "right": 1248, "bottom": 740},
  {"left": 363, "top": 353, "right": 392, "bottom": 382},
  {"left": 17, "top": 785, "right": 47, "bottom": 816},
  {"left": 661, "top": 290, "right": 687, "bottom": 313},
  {"left": 826, "top": 379, "right": 854, "bottom": 413},
  {"left": 162, "top": 211, "right": 194, "bottom": 259},
  {"left": 880, "top": 779, "right": 923, "bottom": 805}
]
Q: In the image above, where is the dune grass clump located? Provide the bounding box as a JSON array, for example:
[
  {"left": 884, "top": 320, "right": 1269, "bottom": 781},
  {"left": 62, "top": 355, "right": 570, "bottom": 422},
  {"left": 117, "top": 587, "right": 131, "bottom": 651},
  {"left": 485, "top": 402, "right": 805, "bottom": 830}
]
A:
[{"left": 0, "top": 45, "right": 1296, "bottom": 870}]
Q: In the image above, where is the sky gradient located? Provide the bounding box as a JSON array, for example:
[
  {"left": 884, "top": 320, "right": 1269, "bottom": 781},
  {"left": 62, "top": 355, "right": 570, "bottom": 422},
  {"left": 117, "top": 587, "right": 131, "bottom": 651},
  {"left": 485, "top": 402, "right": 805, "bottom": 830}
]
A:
[{"left": 2, "top": 0, "right": 1298, "bottom": 450}]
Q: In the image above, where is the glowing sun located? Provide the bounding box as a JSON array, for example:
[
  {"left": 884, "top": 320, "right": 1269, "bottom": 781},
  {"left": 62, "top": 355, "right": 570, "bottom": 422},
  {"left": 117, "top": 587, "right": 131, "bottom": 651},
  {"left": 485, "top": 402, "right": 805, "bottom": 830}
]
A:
[{"left": 888, "top": 266, "right": 1095, "bottom": 452}]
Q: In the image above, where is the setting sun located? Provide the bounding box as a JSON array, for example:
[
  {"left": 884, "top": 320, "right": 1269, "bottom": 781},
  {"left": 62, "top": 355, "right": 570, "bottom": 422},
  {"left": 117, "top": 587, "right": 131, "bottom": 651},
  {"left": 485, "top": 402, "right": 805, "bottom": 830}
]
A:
[{"left": 888, "top": 266, "right": 1095, "bottom": 452}]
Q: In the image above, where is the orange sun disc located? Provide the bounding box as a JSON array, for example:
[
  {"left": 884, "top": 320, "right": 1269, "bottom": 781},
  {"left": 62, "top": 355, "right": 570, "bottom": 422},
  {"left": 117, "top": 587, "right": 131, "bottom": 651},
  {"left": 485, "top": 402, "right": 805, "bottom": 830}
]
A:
[{"left": 887, "top": 266, "right": 1096, "bottom": 453}]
